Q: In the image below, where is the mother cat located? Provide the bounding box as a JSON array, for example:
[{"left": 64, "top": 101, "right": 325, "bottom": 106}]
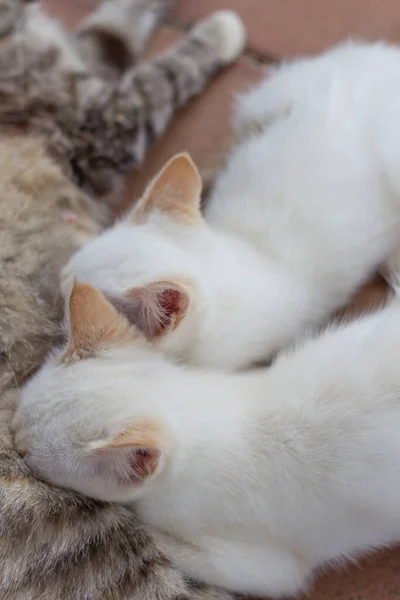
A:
[{"left": 0, "top": 0, "right": 244, "bottom": 598}]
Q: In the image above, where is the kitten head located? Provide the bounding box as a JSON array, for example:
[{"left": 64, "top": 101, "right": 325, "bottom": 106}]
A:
[
  {"left": 61, "top": 152, "right": 221, "bottom": 366},
  {"left": 13, "top": 281, "right": 176, "bottom": 503}
]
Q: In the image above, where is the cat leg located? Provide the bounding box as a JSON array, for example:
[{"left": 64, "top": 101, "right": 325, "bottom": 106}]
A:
[
  {"left": 76, "top": 0, "right": 176, "bottom": 80},
  {"left": 114, "top": 11, "right": 245, "bottom": 153},
  {"left": 155, "top": 531, "right": 312, "bottom": 598},
  {"left": 69, "top": 11, "right": 245, "bottom": 198}
]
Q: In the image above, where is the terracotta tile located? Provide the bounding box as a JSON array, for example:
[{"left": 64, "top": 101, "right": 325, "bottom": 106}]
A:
[
  {"left": 304, "top": 547, "right": 400, "bottom": 600},
  {"left": 143, "top": 24, "right": 182, "bottom": 57},
  {"left": 119, "top": 27, "right": 265, "bottom": 213},
  {"left": 174, "top": 0, "right": 400, "bottom": 59},
  {"left": 246, "top": 547, "right": 400, "bottom": 600}
]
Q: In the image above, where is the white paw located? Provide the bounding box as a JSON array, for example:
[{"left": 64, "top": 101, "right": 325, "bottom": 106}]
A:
[{"left": 195, "top": 10, "right": 246, "bottom": 65}]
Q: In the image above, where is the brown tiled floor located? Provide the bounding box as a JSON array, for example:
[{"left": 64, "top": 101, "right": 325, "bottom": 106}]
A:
[
  {"left": 40, "top": 1, "right": 400, "bottom": 598},
  {"left": 173, "top": 0, "right": 400, "bottom": 59}
]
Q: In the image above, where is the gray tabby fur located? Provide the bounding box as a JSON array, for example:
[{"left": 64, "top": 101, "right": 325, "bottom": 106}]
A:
[{"left": 1, "top": 0, "right": 235, "bottom": 199}]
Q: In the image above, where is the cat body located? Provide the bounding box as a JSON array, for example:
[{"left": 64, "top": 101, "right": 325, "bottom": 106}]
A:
[
  {"left": 0, "top": 0, "right": 244, "bottom": 389},
  {"left": 63, "top": 40, "right": 400, "bottom": 370},
  {"left": 0, "top": 130, "right": 102, "bottom": 391},
  {"left": 13, "top": 280, "right": 400, "bottom": 598},
  {"left": 0, "top": 394, "right": 232, "bottom": 600},
  {"left": 0, "top": 1, "right": 244, "bottom": 597}
]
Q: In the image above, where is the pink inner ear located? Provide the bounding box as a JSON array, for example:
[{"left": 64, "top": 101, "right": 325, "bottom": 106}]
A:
[
  {"left": 129, "top": 448, "right": 156, "bottom": 482},
  {"left": 108, "top": 283, "right": 189, "bottom": 339},
  {"left": 91, "top": 444, "right": 160, "bottom": 485},
  {"left": 156, "top": 288, "right": 183, "bottom": 334},
  {"left": 119, "top": 446, "right": 160, "bottom": 484}
]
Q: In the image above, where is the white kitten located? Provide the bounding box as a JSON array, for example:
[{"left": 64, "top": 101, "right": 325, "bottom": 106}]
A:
[
  {"left": 61, "top": 41, "right": 400, "bottom": 370},
  {"left": 13, "top": 280, "right": 400, "bottom": 597}
]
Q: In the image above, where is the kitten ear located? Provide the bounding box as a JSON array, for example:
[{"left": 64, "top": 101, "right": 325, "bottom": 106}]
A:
[
  {"left": 109, "top": 280, "right": 191, "bottom": 339},
  {"left": 130, "top": 153, "right": 203, "bottom": 226},
  {"left": 63, "top": 279, "right": 135, "bottom": 359},
  {"left": 86, "top": 422, "right": 162, "bottom": 484}
]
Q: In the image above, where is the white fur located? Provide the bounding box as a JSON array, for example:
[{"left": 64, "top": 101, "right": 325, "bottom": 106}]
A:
[
  {"left": 200, "top": 10, "right": 246, "bottom": 64},
  {"left": 62, "top": 41, "right": 400, "bottom": 369},
  {"left": 14, "top": 289, "right": 400, "bottom": 597}
]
